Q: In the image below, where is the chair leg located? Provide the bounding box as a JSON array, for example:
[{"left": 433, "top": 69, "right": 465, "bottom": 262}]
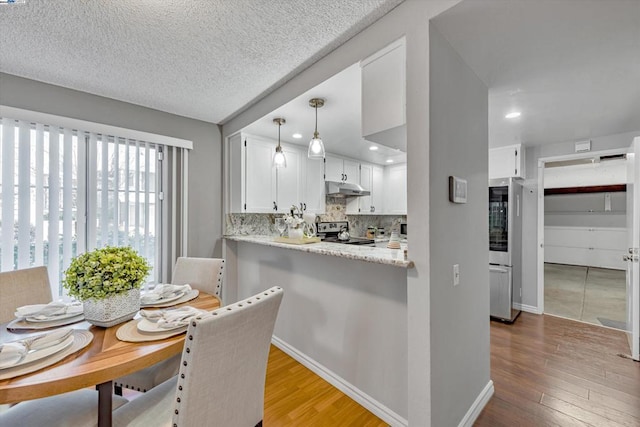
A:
[{"left": 114, "top": 384, "right": 123, "bottom": 396}]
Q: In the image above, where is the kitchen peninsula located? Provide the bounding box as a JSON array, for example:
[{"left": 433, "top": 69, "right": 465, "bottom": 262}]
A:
[{"left": 223, "top": 232, "right": 410, "bottom": 425}]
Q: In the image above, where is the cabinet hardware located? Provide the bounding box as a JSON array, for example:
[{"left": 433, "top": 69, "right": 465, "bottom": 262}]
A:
[{"left": 273, "top": 201, "right": 277, "bottom": 211}]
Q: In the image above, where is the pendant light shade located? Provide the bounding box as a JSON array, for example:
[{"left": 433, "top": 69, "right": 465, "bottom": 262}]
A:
[
  {"left": 308, "top": 98, "right": 326, "bottom": 159},
  {"left": 273, "top": 118, "right": 286, "bottom": 168}
]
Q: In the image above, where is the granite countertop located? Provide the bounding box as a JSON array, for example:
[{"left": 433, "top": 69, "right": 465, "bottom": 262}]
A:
[{"left": 224, "top": 235, "right": 414, "bottom": 269}]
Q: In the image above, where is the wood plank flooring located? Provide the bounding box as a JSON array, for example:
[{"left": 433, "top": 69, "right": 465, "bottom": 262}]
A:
[
  {"left": 264, "top": 345, "right": 387, "bottom": 426},
  {"left": 475, "top": 313, "right": 640, "bottom": 427}
]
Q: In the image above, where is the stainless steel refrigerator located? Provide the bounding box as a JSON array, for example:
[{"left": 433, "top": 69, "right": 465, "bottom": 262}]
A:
[{"left": 489, "top": 177, "right": 522, "bottom": 322}]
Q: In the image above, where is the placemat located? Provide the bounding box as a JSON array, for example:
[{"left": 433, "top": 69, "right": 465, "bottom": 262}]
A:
[
  {"left": 140, "top": 289, "right": 199, "bottom": 308},
  {"left": 0, "top": 330, "right": 93, "bottom": 380},
  {"left": 6, "top": 314, "right": 86, "bottom": 330},
  {"left": 116, "top": 318, "right": 187, "bottom": 342}
]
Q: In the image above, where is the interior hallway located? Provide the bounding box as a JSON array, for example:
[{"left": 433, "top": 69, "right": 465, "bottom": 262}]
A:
[{"left": 544, "top": 263, "right": 627, "bottom": 330}]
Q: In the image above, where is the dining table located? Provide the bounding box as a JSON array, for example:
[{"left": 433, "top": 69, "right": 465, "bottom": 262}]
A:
[{"left": 0, "top": 291, "right": 220, "bottom": 427}]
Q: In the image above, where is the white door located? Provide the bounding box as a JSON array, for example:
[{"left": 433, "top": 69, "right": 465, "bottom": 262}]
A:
[
  {"left": 626, "top": 137, "right": 640, "bottom": 360},
  {"left": 325, "top": 154, "right": 344, "bottom": 182},
  {"left": 359, "top": 163, "right": 373, "bottom": 213},
  {"left": 276, "top": 145, "right": 304, "bottom": 213},
  {"left": 245, "top": 138, "right": 276, "bottom": 213}
]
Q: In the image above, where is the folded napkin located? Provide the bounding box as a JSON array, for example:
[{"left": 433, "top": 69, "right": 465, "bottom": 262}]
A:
[
  {"left": 140, "top": 284, "right": 192, "bottom": 304},
  {"left": 0, "top": 342, "right": 27, "bottom": 368},
  {"left": 0, "top": 328, "right": 73, "bottom": 368},
  {"left": 15, "top": 301, "right": 83, "bottom": 320},
  {"left": 139, "top": 306, "right": 205, "bottom": 329}
]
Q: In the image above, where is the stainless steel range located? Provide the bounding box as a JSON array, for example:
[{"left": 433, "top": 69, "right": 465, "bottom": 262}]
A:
[{"left": 316, "top": 221, "right": 375, "bottom": 246}]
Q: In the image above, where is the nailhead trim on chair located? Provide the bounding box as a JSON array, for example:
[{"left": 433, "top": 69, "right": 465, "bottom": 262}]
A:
[{"left": 171, "top": 286, "right": 283, "bottom": 426}]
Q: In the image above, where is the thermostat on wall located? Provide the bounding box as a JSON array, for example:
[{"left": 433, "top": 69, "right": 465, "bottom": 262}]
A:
[{"left": 449, "top": 176, "right": 467, "bottom": 203}]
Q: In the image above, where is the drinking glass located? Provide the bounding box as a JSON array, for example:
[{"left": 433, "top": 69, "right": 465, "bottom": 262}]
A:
[{"left": 275, "top": 218, "right": 287, "bottom": 236}]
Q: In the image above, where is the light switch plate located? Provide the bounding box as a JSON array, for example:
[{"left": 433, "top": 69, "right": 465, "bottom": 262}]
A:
[{"left": 449, "top": 176, "right": 467, "bottom": 203}]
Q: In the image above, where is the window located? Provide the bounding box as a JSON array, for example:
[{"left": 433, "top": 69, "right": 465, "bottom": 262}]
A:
[{"left": 0, "top": 108, "right": 191, "bottom": 297}]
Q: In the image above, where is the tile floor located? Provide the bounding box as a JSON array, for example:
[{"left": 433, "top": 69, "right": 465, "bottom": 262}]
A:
[{"left": 544, "top": 263, "right": 627, "bottom": 330}]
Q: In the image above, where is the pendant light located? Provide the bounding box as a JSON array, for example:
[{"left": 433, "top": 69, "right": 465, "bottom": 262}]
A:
[
  {"left": 308, "top": 98, "right": 326, "bottom": 159},
  {"left": 272, "top": 118, "right": 286, "bottom": 168}
]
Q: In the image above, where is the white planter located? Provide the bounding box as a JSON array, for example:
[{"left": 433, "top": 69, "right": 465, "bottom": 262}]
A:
[{"left": 83, "top": 288, "right": 140, "bottom": 327}]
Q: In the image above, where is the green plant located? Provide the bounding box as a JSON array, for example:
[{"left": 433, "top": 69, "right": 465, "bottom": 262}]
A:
[{"left": 63, "top": 246, "right": 151, "bottom": 300}]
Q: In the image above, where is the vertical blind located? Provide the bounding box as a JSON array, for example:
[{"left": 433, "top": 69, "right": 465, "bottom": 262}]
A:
[{"left": 0, "top": 115, "right": 189, "bottom": 297}]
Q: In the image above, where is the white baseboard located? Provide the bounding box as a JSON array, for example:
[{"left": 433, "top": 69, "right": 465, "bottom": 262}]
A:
[
  {"left": 513, "top": 303, "right": 542, "bottom": 314},
  {"left": 458, "top": 380, "right": 494, "bottom": 427},
  {"left": 272, "top": 335, "right": 408, "bottom": 427}
]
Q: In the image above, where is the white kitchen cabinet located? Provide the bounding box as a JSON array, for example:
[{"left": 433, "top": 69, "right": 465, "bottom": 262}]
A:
[
  {"left": 359, "top": 163, "right": 385, "bottom": 214},
  {"left": 242, "top": 135, "right": 304, "bottom": 213},
  {"left": 384, "top": 163, "right": 407, "bottom": 214},
  {"left": 544, "top": 226, "right": 626, "bottom": 270},
  {"left": 244, "top": 136, "right": 277, "bottom": 213},
  {"left": 303, "top": 156, "right": 325, "bottom": 214},
  {"left": 276, "top": 144, "right": 304, "bottom": 213},
  {"left": 325, "top": 154, "right": 359, "bottom": 183},
  {"left": 489, "top": 144, "right": 525, "bottom": 179},
  {"left": 361, "top": 38, "right": 406, "bottom": 151}
]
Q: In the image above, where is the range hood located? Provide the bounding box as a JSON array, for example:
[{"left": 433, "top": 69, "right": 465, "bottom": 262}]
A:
[{"left": 326, "top": 181, "right": 370, "bottom": 197}]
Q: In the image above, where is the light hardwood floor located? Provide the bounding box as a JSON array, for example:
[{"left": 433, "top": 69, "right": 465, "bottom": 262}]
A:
[
  {"left": 476, "top": 312, "right": 640, "bottom": 426},
  {"left": 264, "top": 345, "right": 387, "bottom": 426}
]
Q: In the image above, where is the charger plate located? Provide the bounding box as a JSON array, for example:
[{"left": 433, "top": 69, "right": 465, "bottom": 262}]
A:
[
  {"left": 0, "top": 330, "right": 93, "bottom": 380},
  {"left": 116, "top": 318, "right": 187, "bottom": 343},
  {"left": 139, "top": 289, "right": 199, "bottom": 308}
]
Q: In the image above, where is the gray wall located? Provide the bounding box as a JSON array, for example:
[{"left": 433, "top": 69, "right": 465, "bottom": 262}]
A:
[
  {"left": 0, "top": 72, "right": 222, "bottom": 259},
  {"left": 522, "top": 131, "right": 640, "bottom": 309},
  {"left": 221, "top": 1, "right": 485, "bottom": 425},
  {"left": 429, "top": 24, "right": 490, "bottom": 426}
]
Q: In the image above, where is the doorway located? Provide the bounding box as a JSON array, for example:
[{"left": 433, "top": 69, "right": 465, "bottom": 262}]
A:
[{"left": 537, "top": 149, "right": 629, "bottom": 331}]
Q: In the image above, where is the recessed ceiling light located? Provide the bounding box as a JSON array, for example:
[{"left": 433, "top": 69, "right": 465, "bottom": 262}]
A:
[
  {"left": 292, "top": 133, "right": 302, "bottom": 139},
  {"left": 369, "top": 146, "right": 379, "bottom": 151},
  {"left": 386, "top": 159, "right": 394, "bottom": 163},
  {"left": 505, "top": 111, "right": 521, "bottom": 119}
]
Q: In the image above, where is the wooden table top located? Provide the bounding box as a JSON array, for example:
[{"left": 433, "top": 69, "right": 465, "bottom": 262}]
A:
[{"left": 0, "top": 292, "right": 220, "bottom": 404}]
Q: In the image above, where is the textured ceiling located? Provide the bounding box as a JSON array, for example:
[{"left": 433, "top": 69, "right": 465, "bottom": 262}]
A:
[{"left": 0, "top": 0, "right": 403, "bottom": 124}]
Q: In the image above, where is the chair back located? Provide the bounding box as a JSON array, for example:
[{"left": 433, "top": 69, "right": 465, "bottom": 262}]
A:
[
  {"left": 172, "top": 257, "right": 225, "bottom": 297},
  {"left": 173, "top": 286, "right": 283, "bottom": 427},
  {"left": 0, "top": 266, "right": 53, "bottom": 323}
]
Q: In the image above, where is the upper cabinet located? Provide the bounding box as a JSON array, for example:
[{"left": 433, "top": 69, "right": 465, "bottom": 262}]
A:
[
  {"left": 384, "top": 163, "right": 407, "bottom": 214},
  {"left": 489, "top": 144, "right": 525, "bottom": 179},
  {"left": 325, "top": 154, "right": 359, "bottom": 183},
  {"left": 361, "top": 38, "right": 406, "bottom": 151},
  {"left": 359, "top": 163, "right": 385, "bottom": 213},
  {"left": 232, "top": 134, "right": 305, "bottom": 213},
  {"left": 304, "top": 156, "right": 326, "bottom": 214}
]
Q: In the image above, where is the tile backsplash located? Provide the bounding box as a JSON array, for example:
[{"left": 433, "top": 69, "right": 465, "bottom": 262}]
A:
[{"left": 225, "top": 196, "right": 406, "bottom": 238}]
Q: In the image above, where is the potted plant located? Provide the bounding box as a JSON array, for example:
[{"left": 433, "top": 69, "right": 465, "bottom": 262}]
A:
[{"left": 63, "top": 246, "right": 151, "bottom": 327}]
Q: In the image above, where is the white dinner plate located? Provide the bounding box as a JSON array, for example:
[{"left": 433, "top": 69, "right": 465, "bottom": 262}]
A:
[
  {"left": 0, "top": 335, "right": 74, "bottom": 370},
  {"left": 137, "top": 318, "right": 188, "bottom": 333},
  {"left": 140, "top": 291, "right": 185, "bottom": 306}
]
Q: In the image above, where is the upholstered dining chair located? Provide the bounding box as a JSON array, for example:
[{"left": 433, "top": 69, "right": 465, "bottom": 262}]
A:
[
  {"left": 0, "top": 266, "right": 53, "bottom": 324},
  {"left": 111, "top": 286, "right": 283, "bottom": 427},
  {"left": 114, "top": 257, "right": 225, "bottom": 395}
]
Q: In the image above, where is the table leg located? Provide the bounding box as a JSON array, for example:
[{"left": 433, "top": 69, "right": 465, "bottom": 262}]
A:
[{"left": 97, "top": 381, "right": 113, "bottom": 427}]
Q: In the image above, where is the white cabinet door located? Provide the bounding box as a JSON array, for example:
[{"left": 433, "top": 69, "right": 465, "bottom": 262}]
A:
[
  {"left": 361, "top": 38, "right": 405, "bottom": 145},
  {"left": 276, "top": 144, "right": 304, "bottom": 213},
  {"left": 343, "top": 159, "right": 359, "bottom": 184},
  {"left": 359, "top": 163, "right": 373, "bottom": 214},
  {"left": 325, "top": 154, "right": 344, "bottom": 182},
  {"left": 385, "top": 163, "right": 407, "bottom": 214},
  {"left": 244, "top": 137, "right": 276, "bottom": 213},
  {"left": 304, "top": 157, "right": 325, "bottom": 214},
  {"left": 489, "top": 144, "right": 525, "bottom": 179},
  {"left": 371, "top": 165, "right": 384, "bottom": 213}
]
